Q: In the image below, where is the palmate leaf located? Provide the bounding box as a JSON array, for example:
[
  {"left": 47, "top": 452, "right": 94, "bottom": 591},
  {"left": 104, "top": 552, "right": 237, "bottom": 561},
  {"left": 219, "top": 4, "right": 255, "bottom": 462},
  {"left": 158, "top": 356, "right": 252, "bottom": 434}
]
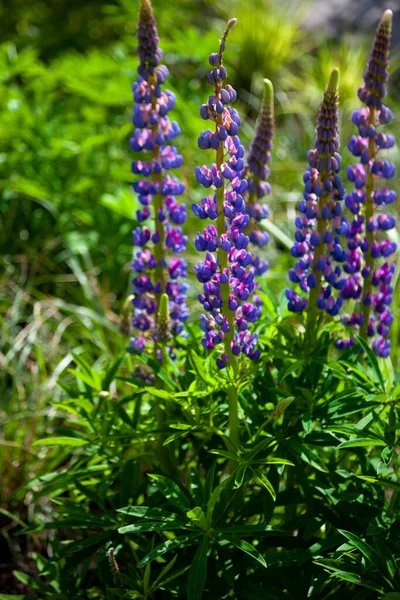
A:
[
  {"left": 187, "top": 536, "right": 209, "bottom": 600},
  {"left": 137, "top": 533, "right": 201, "bottom": 568}
]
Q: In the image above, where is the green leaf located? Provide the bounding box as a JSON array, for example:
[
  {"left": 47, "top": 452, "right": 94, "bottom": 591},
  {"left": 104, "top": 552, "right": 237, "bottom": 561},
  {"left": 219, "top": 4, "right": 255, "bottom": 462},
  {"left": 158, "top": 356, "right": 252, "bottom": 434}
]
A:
[
  {"left": 119, "top": 521, "right": 189, "bottom": 534},
  {"left": 62, "top": 532, "right": 110, "bottom": 554},
  {"left": 215, "top": 524, "right": 279, "bottom": 536},
  {"left": 355, "top": 335, "right": 385, "bottom": 391},
  {"left": 144, "top": 387, "right": 172, "bottom": 400},
  {"left": 102, "top": 354, "right": 125, "bottom": 389},
  {"left": 32, "top": 436, "right": 89, "bottom": 447},
  {"left": 203, "top": 462, "right": 216, "bottom": 503},
  {"left": 337, "top": 438, "right": 387, "bottom": 449},
  {"left": 0, "top": 596, "right": 36, "bottom": 600},
  {"left": 220, "top": 534, "right": 267, "bottom": 568},
  {"left": 286, "top": 439, "right": 328, "bottom": 472},
  {"left": 148, "top": 474, "right": 192, "bottom": 512},
  {"left": 254, "top": 471, "right": 276, "bottom": 501},
  {"left": 208, "top": 449, "right": 239, "bottom": 462},
  {"left": 117, "top": 505, "right": 187, "bottom": 523},
  {"left": 383, "top": 594, "right": 400, "bottom": 600},
  {"left": 234, "top": 464, "right": 247, "bottom": 489},
  {"left": 313, "top": 560, "right": 363, "bottom": 585},
  {"left": 138, "top": 533, "right": 201, "bottom": 568},
  {"left": 186, "top": 506, "right": 207, "bottom": 529},
  {"left": 357, "top": 476, "right": 400, "bottom": 492},
  {"left": 11, "top": 572, "right": 52, "bottom": 594},
  {"left": 338, "top": 530, "right": 380, "bottom": 566},
  {"left": 206, "top": 477, "right": 230, "bottom": 523},
  {"left": 187, "top": 536, "right": 209, "bottom": 600},
  {"left": 252, "top": 457, "right": 294, "bottom": 466},
  {"left": 151, "top": 554, "right": 178, "bottom": 589}
]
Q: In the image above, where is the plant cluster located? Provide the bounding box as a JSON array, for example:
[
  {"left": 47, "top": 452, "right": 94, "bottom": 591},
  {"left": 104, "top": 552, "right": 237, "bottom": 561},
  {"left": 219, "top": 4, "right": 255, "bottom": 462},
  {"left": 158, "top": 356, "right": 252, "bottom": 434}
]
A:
[{"left": 3, "top": 1, "right": 400, "bottom": 599}]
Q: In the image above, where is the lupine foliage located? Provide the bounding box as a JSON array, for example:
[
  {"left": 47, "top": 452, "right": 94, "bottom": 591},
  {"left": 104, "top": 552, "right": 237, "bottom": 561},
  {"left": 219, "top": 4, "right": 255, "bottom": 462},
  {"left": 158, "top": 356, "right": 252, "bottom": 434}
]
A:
[{"left": 2, "top": 1, "right": 400, "bottom": 599}]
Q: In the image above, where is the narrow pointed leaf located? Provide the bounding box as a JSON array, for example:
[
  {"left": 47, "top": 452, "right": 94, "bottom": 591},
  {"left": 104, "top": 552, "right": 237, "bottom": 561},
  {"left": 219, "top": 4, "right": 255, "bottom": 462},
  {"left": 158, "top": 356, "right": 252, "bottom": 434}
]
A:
[
  {"left": 187, "top": 536, "right": 209, "bottom": 600},
  {"left": 138, "top": 533, "right": 200, "bottom": 568}
]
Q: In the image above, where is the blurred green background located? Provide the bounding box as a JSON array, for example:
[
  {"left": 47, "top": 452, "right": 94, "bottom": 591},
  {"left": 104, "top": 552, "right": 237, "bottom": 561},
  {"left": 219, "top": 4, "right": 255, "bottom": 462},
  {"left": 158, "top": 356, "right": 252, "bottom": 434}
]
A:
[{"left": 0, "top": 0, "right": 399, "bottom": 569}]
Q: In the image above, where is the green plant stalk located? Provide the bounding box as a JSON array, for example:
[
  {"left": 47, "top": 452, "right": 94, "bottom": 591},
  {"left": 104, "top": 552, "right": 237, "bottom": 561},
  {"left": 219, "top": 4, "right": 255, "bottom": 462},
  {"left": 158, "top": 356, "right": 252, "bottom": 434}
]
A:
[
  {"left": 215, "top": 131, "right": 239, "bottom": 448},
  {"left": 149, "top": 76, "right": 174, "bottom": 473},
  {"left": 214, "top": 20, "right": 240, "bottom": 448},
  {"left": 359, "top": 107, "right": 376, "bottom": 340}
]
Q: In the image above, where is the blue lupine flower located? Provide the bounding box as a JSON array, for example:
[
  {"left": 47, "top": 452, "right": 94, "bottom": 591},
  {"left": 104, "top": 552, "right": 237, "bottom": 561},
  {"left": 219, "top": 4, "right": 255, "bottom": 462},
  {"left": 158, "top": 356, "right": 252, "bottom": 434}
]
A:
[
  {"left": 287, "top": 69, "right": 347, "bottom": 318},
  {"left": 338, "top": 10, "right": 397, "bottom": 357},
  {"left": 245, "top": 78, "right": 274, "bottom": 274},
  {"left": 192, "top": 20, "right": 261, "bottom": 367},
  {"left": 129, "top": 0, "right": 188, "bottom": 357}
]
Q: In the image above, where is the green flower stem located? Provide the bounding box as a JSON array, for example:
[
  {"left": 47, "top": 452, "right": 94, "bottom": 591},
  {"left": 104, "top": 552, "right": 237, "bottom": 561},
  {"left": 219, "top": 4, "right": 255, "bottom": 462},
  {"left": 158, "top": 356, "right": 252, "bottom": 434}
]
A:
[
  {"left": 216, "top": 120, "right": 239, "bottom": 446},
  {"left": 215, "top": 19, "right": 239, "bottom": 447},
  {"left": 359, "top": 107, "right": 376, "bottom": 340},
  {"left": 149, "top": 77, "right": 174, "bottom": 472}
]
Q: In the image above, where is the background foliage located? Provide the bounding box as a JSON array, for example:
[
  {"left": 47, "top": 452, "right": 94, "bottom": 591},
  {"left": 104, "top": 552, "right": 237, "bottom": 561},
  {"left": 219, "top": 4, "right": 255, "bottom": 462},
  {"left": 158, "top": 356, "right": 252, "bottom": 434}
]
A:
[{"left": 1, "top": 0, "right": 400, "bottom": 597}]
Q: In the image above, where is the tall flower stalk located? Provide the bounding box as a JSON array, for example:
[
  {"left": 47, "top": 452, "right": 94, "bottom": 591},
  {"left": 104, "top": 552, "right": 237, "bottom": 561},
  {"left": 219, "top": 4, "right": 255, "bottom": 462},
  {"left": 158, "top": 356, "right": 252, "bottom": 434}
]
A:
[
  {"left": 245, "top": 78, "right": 274, "bottom": 274},
  {"left": 338, "top": 10, "right": 396, "bottom": 357},
  {"left": 193, "top": 19, "right": 261, "bottom": 445},
  {"left": 286, "top": 69, "right": 346, "bottom": 345},
  {"left": 129, "top": 0, "right": 188, "bottom": 362}
]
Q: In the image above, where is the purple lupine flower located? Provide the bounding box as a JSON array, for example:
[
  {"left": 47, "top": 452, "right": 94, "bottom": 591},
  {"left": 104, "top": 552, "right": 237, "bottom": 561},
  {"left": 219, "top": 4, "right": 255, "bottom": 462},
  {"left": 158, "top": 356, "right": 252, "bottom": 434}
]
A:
[
  {"left": 129, "top": 0, "right": 188, "bottom": 357},
  {"left": 338, "top": 10, "right": 396, "bottom": 358},
  {"left": 287, "top": 69, "right": 347, "bottom": 323},
  {"left": 244, "top": 78, "right": 274, "bottom": 275},
  {"left": 192, "top": 20, "right": 261, "bottom": 368}
]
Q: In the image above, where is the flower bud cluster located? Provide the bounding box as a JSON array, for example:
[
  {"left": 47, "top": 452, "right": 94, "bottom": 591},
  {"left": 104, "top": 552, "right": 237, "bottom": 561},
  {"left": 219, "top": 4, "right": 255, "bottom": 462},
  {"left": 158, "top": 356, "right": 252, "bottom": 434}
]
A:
[
  {"left": 244, "top": 79, "right": 275, "bottom": 275},
  {"left": 287, "top": 70, "right": 347, "bottom": 317}
]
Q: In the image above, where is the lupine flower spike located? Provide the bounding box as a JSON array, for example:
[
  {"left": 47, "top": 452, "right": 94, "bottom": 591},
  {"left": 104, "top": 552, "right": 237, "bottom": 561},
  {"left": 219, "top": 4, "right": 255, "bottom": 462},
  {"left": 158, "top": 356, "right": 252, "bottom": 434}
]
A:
[
  {"left": 193, "top": 19, "right": 262, "bottom": 370},
  {"left": 338, "top": 10, "right": 396, "bottom": 358},
  {"left": 245, "top": 78, "right": 274, "bottom": 275},
  {"left": 287, "top": 69, "right": 346, "bottom": 342},
  {"left": 129, "top": 0, "right": 188, "bottom": 360}
]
